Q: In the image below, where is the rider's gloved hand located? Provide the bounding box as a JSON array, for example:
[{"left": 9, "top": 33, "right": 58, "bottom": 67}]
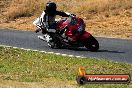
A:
[
  {"left": 69, "top": 14, "right": 76, "bottom": 17},
  {"left": 66, "top": 12, "right": 76, "bottom": 17}
]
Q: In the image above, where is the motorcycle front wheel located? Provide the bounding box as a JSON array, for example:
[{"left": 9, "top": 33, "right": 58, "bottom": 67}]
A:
[{"left": 84, "top": 35, "right": 99, "bottom": 52}]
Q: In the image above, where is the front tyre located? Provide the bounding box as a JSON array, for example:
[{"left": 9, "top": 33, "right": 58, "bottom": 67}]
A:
[{"left": 85, "top": 35, "right": 99, "bottom": 52}]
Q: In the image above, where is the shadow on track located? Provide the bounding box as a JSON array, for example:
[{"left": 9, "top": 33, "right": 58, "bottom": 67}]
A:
[
  {"left": 97, "top": 50, "right": 125, "bottom": 53},
  {"left": 67, "top": 47, "right": 125, "bottom": 54}
]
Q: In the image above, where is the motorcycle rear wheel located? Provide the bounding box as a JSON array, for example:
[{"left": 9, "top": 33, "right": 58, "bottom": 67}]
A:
[
  {"left": 48, "top": 41, "right": 56, "bottom": 49},
  {"left": 48, "top": 41, "right": 62, "bottom": 49},
  {"left": 48, "top": 34, "right": 63, "bottom": 49}
]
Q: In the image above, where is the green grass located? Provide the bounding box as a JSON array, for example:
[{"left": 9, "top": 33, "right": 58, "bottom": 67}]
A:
[{"left": 0, "top": 46, "right": 132, "bottom": 87}]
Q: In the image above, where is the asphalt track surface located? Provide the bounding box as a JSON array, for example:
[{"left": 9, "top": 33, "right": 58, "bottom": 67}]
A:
[{"left": 0, "top": 29, "right": 132, "bottom": 64}]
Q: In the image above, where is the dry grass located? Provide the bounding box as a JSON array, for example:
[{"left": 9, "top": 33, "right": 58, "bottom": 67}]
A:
[
  {"left": 0, "top": 0, "right": 132, "bottom": 39},
  {"left": 71, "top": 0, "right": 132, "bottom": 13},
  {"left": 4, "top": 0, "right": 45, "bottom": 21},
  {"left": 2, "top": 0, "right": 132, "bottom": 21},
  {"left": 56, "top": 0, "right": 132, "bottom": 19}
]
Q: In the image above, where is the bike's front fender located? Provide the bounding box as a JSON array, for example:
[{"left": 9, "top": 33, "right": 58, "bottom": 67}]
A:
[{"left": 79, "top": 31, "right": 91, "bottom": 41}]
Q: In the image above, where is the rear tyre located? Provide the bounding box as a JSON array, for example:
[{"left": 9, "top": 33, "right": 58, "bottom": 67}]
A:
[
  {"left": 48, "top": 34, "right": 63, "bottom": 49},
  {"left": 85, "top": 35, "right": 99, "bottom": 52},
  {"left": 48, "top": 40, "right": 56, "bottom": 49}
]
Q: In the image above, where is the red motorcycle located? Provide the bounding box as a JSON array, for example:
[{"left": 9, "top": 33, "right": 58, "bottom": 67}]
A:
[{"left": 44, "top": 16, "right": 99, "bottom": 51}]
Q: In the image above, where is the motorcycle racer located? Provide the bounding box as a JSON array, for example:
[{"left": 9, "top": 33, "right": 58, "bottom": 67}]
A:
[
  {"left": 33, "top": 1, "right": 72, "bottom": 37},
  {"left": 33, "top": 1, "right": 99, "bottom": 51}
]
